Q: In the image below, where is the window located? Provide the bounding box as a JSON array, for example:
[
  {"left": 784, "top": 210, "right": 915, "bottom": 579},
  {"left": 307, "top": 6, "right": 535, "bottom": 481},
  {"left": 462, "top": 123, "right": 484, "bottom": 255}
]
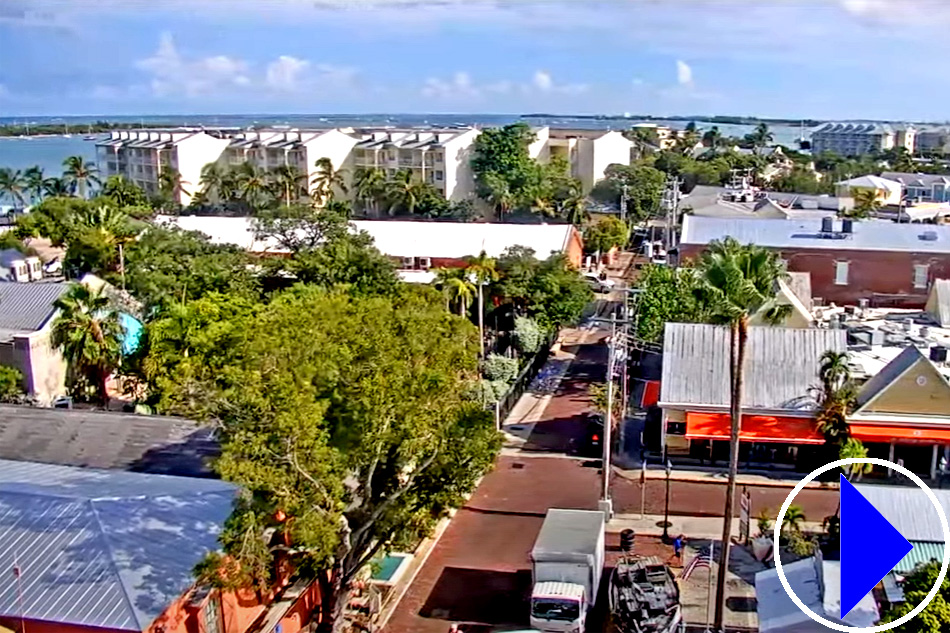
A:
[
  {"left": 435, "top": 170, "right": 444, "bottom": 181},
  {"left": 914, "top": 264, "right": 929, "bottom": 290},
  {"left": 666, "top": 421, "right": 686, "bottom": 436},
  {"left": 835, "top": 261, "right": 849, "bottom": 286}
]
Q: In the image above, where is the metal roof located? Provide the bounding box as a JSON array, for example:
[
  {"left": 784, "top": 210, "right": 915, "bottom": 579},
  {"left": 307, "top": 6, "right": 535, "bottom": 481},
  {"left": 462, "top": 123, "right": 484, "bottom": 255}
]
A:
[
  {"left": 0, "top": 405, "right": 217, "bottom": 477},
  {"left": 896, "top": 540, "right": 945, "bottom": 574},
  {"left": 680, "top": 215, "right": 950, "bottom": 254},
  {"left": 0, "top": 459, "right": 237, "bottom": 631},
  {"left": 531, "top": 509, "right": 604, "bottom": 560},
  {"left": 660, "top": 323, "right": 846, "bottom": 410},
  {"left": 881, "top": 172, "right": 950, "bottom": 188},
  {"left": 0, "top": 281, "right": 68, "bottom": 334},
  {"left": 854, "top": 483, "right": 950, "bottom": 542}
]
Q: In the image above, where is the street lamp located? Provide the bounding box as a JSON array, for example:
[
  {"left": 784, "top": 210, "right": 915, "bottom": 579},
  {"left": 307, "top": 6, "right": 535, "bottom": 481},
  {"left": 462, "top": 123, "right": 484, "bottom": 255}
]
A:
[{"left": 662, "top": 459, "right": 673, "bottom": 542}]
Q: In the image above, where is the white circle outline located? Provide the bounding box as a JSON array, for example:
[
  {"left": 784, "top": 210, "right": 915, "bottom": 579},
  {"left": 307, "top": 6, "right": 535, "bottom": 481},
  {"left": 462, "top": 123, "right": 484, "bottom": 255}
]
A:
[{"left": 772, "top": 457, "right": 950, "bottom": 632}]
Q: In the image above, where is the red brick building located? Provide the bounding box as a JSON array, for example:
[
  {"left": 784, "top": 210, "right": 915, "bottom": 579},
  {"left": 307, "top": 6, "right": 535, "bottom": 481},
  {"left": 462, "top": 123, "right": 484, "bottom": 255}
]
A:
[{"left": 679, "top": 215, "right": 950, "bottom": 308}]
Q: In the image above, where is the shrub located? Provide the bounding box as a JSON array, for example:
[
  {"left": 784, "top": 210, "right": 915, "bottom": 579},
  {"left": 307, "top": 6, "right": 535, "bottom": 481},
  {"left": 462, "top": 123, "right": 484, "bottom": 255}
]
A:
[
  {"left": 0, "top": 365, "right": 24, "bottom": 403},
  {"left": 513, "top": 316, "right": 543, "bottom": 355},
  {"left": 483, "top": 354, "right": 519, "bottom": 383},
  {"left": 466, "top": 379, "right": 510, "bottom": 407}
]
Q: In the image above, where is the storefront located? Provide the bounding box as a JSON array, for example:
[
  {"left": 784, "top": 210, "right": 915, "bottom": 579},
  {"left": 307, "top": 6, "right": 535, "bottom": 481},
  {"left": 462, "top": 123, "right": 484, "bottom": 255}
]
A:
[{"left": 850, "top": 421, "right": 950, "bottom": 479}]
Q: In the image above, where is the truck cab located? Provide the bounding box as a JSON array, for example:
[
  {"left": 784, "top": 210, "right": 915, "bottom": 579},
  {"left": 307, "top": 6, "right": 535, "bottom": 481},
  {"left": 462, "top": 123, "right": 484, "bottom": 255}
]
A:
[{"left": 530, "top": 582, "right": 586, "bottom": 632}]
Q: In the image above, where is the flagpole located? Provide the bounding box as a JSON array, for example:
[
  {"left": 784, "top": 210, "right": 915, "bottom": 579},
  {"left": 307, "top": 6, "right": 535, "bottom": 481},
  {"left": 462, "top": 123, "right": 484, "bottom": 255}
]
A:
[{"left": 640, "top": 459, "right": 646, "bottom": 520}]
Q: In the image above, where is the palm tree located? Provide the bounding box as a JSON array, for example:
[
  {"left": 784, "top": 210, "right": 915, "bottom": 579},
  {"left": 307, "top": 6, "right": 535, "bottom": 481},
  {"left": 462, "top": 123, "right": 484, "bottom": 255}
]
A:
[
  {"left": 702, "top": 126, "right": 724, "bottom": 149},
  {"left": 561, "top": 194, "right": 589, "bottom": 226},
  {"left": 481, "top": 172, "right": 515, "bottom": 220},
  {"left": 199, "top": 162, "right": 228, "bottom": 204},
  {"left": 311, "top": 157, "right": 347, "bottom": 205},
  {"left": 157, "top": 168, "right": 191, "bottom": 207},
  {"left": 62, "top": 155, "right": 100, "bottom": 199},
  {"left": 0, "top": 168, "right": 26, "bottom": 207},
  {"left": 353, "top": 167, "right": 386, "bottom": 216},
  {"left": 233, "top": 161, "right": 271, "bottom": 209},
  {"left": 51, "top": 283, "right": 123, "bottom": 406},
  {"left": 839, "top": 438, "right": 872, "bottom": 481},
  {"left": 466, "top": 251, "right": 499, "bottom": 357},
  {"left": 269, "top": 164, "right": 306, "bottom": 207},
  {"left": 749, "top": 122, "right": 774, "bottom": 150},
  {"left": 782, "top": 504, "right": 806, "bottom": 534},
  {"left": 433, "top": 268, "right": 475, "bottom": 316},
  {"left": 22, "top": 166, "right": 45, "bottom": 205},
  {"left": 695, "top": 237, "right": 789, "bottom": 631},
  {"left": 43, "top": 176, "right": 71, "bottom": 198},
  {"left": 848, "top": 188, "right": 881, "bottom": 219},
  {"left": 385, "top": 169, "right": 426, "bottom": 215}
]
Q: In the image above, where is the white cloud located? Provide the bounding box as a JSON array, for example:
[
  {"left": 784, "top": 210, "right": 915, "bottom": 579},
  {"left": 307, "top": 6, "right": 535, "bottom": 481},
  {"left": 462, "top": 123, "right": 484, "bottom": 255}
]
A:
[
  {"left": 136, "top": 32, "right": 251, "bottom": 97},
  {"left": 422, "top": 71, "right": 480, "bottom": 99},
  {"left": 533, "top": 70, "right": 553, "bottom": 92},
  {"left": 676, "top": 60, "right": 692, "bottom": 86},
  {"left": 266, "top": 55, "right": 310, "bottom": 91}
]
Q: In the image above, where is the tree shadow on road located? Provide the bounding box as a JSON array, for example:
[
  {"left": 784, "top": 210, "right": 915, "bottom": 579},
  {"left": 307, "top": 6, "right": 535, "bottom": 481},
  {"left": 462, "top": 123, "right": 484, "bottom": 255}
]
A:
[{"left": 419, "top": 567, "right": 532, "bottom": 626}]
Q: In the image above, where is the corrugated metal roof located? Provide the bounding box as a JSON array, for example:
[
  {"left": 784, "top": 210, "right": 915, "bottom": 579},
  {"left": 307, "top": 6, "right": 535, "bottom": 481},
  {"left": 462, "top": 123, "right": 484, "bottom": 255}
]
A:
[
  {"left": 0, "top": 405, "right": 217, "bottom": 477},
  {"left": 854, "top": 484, "right": 950, "bottom": 542},
  {"left": 680, "top": 215, "right": 950, "bottom": 254},
  {"left": 896, "top": 541, "right": 945, "bottom": 574},
  {"left": 660, "top": 323, "right": 846, "bottom": 409},
  {"left": 0, "top": 281, "right": 69, "bottom": 333},
  {"left": 0, "top": 459, "right": 237, "bottom": 631}
]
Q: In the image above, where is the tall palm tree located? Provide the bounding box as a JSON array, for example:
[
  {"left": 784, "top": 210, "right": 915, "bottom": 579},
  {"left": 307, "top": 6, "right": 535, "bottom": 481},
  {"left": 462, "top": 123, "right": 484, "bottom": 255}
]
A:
[
  {"left": 233, "top": 161, "right": 271, "bottom": 209},
  {"left": 695, "top": 236, "right": 789, "bottom": 631},
  {"left": 158, "top": 168, "right": 191, "bottom": 207},
  {"left": 62, "top": 155, "right": 100, "bottom": 199},
  {"left": 43, "top": 176, "right": 71, "bottom": 198},
  {"left": 269, "top": 164, "right": 306, "bottom": 207},
  {"left": 702, "top": 126, "right": 724, "bottom": 149},
  {"left": 51, "top": 283, "right": 123, "bottom": 406},
  {"left": 199, "top": 162, "right": 228, "bottom": 204},
  {"left": 848, "top": 188, "right": 881, "bottom": 219},
  {"left": 466, "top": 251, "right": 499, "bottom": 357},
  {"left": 481, "top": 172, "right": 514, "bottom": 220},
  {"left": 353, "top": 167, "right": 385, "bottom": 216},
  {"left": 0, "top": 168, "right": 26, "bottom": 207},
  {"left": 311, "top": 157, "right": 347, "bottom": 205},
  {"left": 561, "top": 194, "right": 589, "bottom": 226},
  {"left": 433, "top": 267, "right": 475, "bottom": 316},
  {"left": 22, "top": 166, "right": 45, "bottom": 205},
  {"left": 748, "top": 122, "right": 773, "bottom": 149},
  {"left": 384, "top": 169, "right": 426, "bottom": 215}
]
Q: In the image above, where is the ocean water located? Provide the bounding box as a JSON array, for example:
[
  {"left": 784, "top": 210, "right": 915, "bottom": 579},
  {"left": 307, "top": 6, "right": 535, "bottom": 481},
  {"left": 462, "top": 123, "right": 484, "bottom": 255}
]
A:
[{"left": 0, "top": 113, "right": 803, "bottom": 177}]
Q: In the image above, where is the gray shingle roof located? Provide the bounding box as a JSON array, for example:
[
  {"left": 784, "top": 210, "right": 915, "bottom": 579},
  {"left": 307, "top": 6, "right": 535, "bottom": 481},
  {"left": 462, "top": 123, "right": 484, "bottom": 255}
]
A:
[
  {"left": 0, "top": 459, "right": 237, "bottom": 631},
  {"left": 0, "top": 281, "right": 69, "bottom": 334},
  {"left": 680, "top": 215, "right": 950, "bottom": 254},
  {"left": 0, "top": 405, "right": 218, "bottom": 477},
  {"left": 659, "top": 323, "right": 846, "bottom": 410}
]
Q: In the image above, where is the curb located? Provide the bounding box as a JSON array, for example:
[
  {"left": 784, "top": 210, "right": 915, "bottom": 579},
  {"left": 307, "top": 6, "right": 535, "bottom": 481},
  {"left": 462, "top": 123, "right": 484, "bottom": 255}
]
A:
[{"left": 612, "top": 466, "right": 838, "bottom": 490}]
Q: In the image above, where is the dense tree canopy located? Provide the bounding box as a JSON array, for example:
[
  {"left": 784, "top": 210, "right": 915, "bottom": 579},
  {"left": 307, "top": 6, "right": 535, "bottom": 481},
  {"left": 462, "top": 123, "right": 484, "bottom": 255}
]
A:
[
  {"left": 882, "top": 562, "right": 950, "bottom": 632},
  {"left": 633, "top": 263, "right": 706, "bottom": 344},
  {"left": 591, "top": 164, "right": 665, "bottom": 220},
  {"left": 584, "top": 217, "right": 630, "bottom": 254},
  {"left": 183, "top": 288, "right": 501, "bottom": 631}
]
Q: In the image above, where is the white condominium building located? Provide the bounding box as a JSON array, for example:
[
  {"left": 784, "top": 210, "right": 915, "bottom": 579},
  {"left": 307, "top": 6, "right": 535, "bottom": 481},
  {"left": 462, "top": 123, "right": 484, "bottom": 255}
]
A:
[
  {"left": 96, "top": 130, "right": 231, "bottom": 204},
  {"left": 350, "top": 128, "right": 480, "bottom": 201},
  {"left": 810, "top": 122, "right": 915, "bottom": 156},
  {"left": 529, "top": 127, "right": 633, "bottom": 193}
]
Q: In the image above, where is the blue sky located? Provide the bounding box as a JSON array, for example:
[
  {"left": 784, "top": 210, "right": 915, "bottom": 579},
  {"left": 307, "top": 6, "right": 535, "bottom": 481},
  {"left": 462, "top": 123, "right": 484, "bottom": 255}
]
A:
[{"left": 1, "top": 0, "right": 947, "bottom": 120}]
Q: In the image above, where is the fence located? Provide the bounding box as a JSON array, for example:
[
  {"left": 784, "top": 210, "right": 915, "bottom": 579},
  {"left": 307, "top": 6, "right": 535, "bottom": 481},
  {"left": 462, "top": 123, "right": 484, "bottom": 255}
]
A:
[{"left": 493, "top": 332, "right": 557, "bottom": 428}]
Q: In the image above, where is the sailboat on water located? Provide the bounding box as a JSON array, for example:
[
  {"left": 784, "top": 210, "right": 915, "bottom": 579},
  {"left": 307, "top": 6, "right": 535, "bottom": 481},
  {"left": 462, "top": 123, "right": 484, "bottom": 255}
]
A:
[
  {"left": 83, "top": 124, "right": 97, "bottom": 141},
  {"left": 63, "top": 122, "right": 72, "bottom": 138}
]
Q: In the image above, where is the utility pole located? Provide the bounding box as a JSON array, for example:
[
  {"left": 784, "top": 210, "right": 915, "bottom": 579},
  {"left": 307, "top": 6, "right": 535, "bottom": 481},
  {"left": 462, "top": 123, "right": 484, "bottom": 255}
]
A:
[
  {"left": 661, "top": 175, "right": 681, "bottom": 253},
  {"left": 620, "top": 183, "right": 629, "bottom": 223},
  {"left": 600, "top": 314, "right": 617, "bottom": 519}
]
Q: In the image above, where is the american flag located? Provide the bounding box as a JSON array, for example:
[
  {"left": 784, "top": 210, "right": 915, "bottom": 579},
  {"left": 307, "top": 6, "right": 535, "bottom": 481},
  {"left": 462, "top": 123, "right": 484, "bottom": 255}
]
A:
[{"left": 679, "top": 547, "right": 713, "bottom": 580}]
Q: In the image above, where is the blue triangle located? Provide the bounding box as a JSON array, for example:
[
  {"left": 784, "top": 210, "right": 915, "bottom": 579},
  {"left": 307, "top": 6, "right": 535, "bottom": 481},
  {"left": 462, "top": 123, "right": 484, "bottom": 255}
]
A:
[{"left": 840, "top": 475, "right": 913, "bottom": 618}]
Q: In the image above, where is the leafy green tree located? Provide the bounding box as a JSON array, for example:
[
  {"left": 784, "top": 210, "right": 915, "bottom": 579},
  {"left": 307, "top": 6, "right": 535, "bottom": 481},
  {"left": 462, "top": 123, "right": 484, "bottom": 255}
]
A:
[
  {"left": 770, "top": 166, "right": 827, "bottom": 195},
  {"left": 22, "top": 166, "right": 45, "bottom": 205},
  {"left": 62, "top": 155, "right": 100, "bottom": 199},
  {"left": 592, "top": 164, "right": 666, "bottom": 220},
  {"left": 466, "top": 250, "right": 499, "bottom": 357},
  {"left": 64, "top": 204, "right": 135, "bottom": 277},
  {"left": 633, "top": 264, "right": 705, "bottom": 343},
  {"left": 881, "top": 562, "right": 950, "bottom": 632},
  {"left": 584, "top": 217, "right": 629, "bottom": 255},
  {"left": 14, "top": 196, "right": 89, "bottom": 245},
  {"left": 0, "top": 168, "right": 26, "bottom": 206},
  {"left": 0, "top": 365, "right": 25, "bottom": 403},
  {"left": 51, "top": 283, "right": 123, "bottom": 405},
  {"left": 695, "top": 237, "right": 788, "bottom": 630},
  {"left": 492, "top": 247, "right": 592, "bottom": 329},
  {"left": 190, "top": 289, "right": 500, "bottom": 631},
  {"left": 471, "top": 122, "right": 536, "bottom": 219},
  {"left": 100, "top": 175, "right": 149, "bottom": 208},
  {"left": 482, "top": 353, "right": 518, "bottom": 383}
]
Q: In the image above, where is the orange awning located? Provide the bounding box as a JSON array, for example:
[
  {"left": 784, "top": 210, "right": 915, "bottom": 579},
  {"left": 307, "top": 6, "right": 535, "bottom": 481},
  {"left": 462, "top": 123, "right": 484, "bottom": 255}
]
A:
[
  {"left": 850, "top": 424, "right": 950, "bottom": 443},
  {"left": 685, "top": 412, "right": 825, "bottom": 444},
  {"left": 641, "top": 380, "right": 661, "bottom": 408}
]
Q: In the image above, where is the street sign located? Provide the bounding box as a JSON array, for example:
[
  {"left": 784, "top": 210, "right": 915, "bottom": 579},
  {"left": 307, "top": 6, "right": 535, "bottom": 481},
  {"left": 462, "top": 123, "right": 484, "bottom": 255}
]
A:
[{"left": 738, "top": 488, "right": 751, "bottom": 544}]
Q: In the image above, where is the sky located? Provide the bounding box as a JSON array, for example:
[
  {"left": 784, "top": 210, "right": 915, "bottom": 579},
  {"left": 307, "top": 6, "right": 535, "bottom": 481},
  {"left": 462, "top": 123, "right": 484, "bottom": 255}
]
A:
[{"left": 1, "top": 0, "right": 948, "bottom": 120}]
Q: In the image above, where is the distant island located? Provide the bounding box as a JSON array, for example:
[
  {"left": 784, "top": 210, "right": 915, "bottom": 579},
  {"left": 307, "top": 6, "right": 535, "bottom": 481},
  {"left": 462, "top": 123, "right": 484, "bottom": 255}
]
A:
[
  {"left": 520, "top": 113, "right": 825, "bottom": 127},
  {"left": 0, "top": 121, "right": 178, "bottom": 137}
]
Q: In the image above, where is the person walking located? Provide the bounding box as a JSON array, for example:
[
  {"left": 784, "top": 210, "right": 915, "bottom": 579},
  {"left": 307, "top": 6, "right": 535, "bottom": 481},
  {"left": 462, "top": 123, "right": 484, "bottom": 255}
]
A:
[{"left": 673, "top": 534, "right": 684, "bottom": 563}]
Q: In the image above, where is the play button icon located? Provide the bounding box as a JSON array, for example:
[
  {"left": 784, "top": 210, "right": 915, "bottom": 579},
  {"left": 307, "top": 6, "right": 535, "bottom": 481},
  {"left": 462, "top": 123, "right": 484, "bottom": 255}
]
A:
[{"left": 840, "top": 474, "right": 913, "bottom": 618}]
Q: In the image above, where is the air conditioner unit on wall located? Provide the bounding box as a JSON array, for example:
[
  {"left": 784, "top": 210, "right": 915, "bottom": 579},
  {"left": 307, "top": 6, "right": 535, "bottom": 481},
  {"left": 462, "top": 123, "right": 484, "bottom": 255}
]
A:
[{"left": 418, "top": 257, "right": 432, "bottom": 270}]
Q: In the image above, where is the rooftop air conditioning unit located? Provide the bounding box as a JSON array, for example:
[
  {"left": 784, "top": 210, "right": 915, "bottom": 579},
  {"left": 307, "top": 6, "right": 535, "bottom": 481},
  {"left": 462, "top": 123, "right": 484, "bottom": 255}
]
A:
[
  {"left": 418, "top": 257, "right": 432, "bottom": 270},
  {"left": 400, "top": 256, "right": 414, "bottom": 269},
  {"left": 931, "top": 346, "right": 949, "bottom": 363}
]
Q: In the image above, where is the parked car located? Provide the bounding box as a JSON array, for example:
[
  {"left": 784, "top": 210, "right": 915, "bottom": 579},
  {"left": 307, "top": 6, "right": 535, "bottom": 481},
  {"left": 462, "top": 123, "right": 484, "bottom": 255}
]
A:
[{"left": 583, "top": 273, "right": 616, "bottom": 293}]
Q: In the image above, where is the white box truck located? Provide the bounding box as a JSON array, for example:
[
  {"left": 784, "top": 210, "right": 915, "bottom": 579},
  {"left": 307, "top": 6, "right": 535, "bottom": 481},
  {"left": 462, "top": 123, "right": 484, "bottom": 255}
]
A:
[{"left": 529, "top": 509, "right": 605, "bottom": 633}]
